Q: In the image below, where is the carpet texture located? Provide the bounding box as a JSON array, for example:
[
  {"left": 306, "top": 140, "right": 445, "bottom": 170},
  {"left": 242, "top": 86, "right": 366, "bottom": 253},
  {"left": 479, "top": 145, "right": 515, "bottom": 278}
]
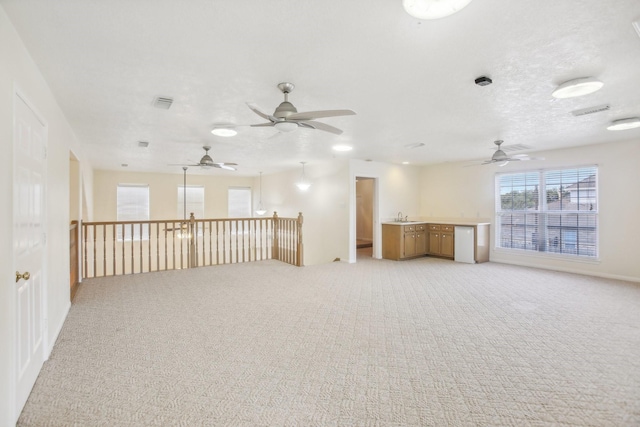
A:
[{"left": 18, "top": 256, "right": 640, "bottom": 426}]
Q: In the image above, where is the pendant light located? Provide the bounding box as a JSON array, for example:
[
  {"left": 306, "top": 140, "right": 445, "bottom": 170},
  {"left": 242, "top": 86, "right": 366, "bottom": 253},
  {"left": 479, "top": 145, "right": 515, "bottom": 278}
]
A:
[
  {"left": 296, "top": 162, "right": 311, "bottom": 191},
  {"left": 255, "top": 172, "right": 267, "bottom": 216}
]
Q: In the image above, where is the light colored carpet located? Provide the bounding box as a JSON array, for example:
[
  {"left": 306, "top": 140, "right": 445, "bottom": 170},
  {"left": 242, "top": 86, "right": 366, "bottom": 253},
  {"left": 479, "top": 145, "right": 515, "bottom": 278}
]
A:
[{"left": 19, "top": 256, "right": 640, "bottom": 426}]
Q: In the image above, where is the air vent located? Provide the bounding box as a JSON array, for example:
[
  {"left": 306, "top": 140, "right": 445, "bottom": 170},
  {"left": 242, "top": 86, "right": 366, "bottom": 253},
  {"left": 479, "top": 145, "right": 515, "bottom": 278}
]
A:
[
  {"left": 153, "top": 96, "right": 173, "bottom": 109},
  {"left": 500, "top": 144, "right": 532, "bottom": 152},
  {"left": 138, "top": 141, "right": 149, "bottom": 148},
  {"left": 571, "top": 104, "right": 610, "bottom": 117}
]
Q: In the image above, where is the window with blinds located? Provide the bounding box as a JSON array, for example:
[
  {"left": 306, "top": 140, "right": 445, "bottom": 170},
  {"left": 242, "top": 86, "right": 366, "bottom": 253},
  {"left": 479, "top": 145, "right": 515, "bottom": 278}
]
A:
[
  {"left": 495, "top": 166, "right": 598, "bottom": 258},
  {"left": 116, "top": 184, "right": 150, "bottom": 240},
  {"left": 228, "top": 187, "right": 252, "bottom": 218},
  {"left": 177, "top": 185, "right": 204, "bottom": 220}
]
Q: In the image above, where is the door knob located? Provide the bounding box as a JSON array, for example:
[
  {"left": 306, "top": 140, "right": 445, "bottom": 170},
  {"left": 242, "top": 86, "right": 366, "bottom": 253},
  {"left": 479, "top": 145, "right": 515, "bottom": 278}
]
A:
[{"left": 15, "top": 271, "right": 30, "bottom": 283}]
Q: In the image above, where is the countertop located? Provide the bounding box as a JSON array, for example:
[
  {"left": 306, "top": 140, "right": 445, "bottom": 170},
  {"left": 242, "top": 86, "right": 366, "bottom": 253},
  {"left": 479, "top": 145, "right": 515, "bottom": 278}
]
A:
[{"left": 382, "top": 218, "right": 491, "bottom": 226}]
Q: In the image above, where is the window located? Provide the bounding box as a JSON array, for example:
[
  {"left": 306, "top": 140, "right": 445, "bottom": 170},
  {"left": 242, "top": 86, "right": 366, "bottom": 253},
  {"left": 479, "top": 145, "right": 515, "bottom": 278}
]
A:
[
  {"left": 228, "top": 187, "right": 252, "bottom": 218},
  {"left": 116, "top": 184, "right": 150, "bottom": 240},
  {"left": 177, "top": 185, "right": 204, "bottom": 220},
  {"left": 495, "top": 166, "right": 598, "bottom": 258}
]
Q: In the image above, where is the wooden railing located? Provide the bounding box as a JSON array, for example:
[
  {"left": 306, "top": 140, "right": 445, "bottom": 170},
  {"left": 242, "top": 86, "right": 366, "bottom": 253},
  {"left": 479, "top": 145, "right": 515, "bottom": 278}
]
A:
[
  {"left": 70, "top": 221, "right": 79, "bottom": 300},
  {"left": 80, "top": 212, "right": 303, "bottom": 279}
]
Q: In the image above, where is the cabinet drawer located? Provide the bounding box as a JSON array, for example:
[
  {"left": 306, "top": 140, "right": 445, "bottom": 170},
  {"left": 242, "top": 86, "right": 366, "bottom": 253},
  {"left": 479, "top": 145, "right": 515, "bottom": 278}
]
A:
[
  {"left": 403, "top": 225, "right": 416, "bottom": 232},
  {"left": 428, "top": 224, "right": 441, "bottom": 231},
  {"left": 442, "top": 225, "right": 455, "bottom": 232},
  {"left": 416, "top": 224, "right": 426, "bottom": 232}
]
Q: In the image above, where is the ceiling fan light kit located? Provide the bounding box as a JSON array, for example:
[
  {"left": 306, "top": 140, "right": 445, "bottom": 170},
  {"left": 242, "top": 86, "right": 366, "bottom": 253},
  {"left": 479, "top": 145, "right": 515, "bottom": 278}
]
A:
[
  {"left": 274, "top": 121, "right": 298, "bottom": 133},
  {"left": 402, "top": 0, "right": 473, "bottom": 20},
  {"left": 551, "top": 77, "right": 603, "bottom": 99},
  {"left": 607, "top": 117, "right": 640, "bottom": 131}
]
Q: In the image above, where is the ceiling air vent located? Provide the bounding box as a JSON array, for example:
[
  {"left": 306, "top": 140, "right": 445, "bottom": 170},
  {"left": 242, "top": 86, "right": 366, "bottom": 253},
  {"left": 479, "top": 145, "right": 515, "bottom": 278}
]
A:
[
  {"left": 500, "top": 144, "right": 532, "bottom": 152},
  {"left": 571, "top": 104, "right": 610, "bottom": 117},
  {"left": 153, "top": 96, "right": 173, "bottom": 109}
]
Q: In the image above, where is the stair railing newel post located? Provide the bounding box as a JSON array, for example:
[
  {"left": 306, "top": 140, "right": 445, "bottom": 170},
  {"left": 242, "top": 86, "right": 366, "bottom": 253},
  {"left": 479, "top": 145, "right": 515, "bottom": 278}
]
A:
[
  {"left": 296, "top": 212, "right": 303, "bottom": 267},
  {"left": 272, "top": 211, "right": 279, "bottom": 260},
  {"left": 189, "top": 212, "right": 196, "bottom": 268}
]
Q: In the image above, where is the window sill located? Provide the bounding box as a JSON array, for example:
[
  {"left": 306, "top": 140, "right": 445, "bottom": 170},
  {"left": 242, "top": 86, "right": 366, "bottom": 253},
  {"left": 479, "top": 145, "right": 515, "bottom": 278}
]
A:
[{"left": 493, "top": 247, "right": 601, "bottom": 265}]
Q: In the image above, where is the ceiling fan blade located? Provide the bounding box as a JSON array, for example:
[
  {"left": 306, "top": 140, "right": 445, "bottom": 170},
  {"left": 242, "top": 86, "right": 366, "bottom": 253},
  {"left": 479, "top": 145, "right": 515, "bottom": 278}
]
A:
[
  {"left": 298, "top": 120, "right": 343, "bottom": 135},
  {"left": 250, "top": 122, "right": 275, "bottom": 128},
  {"left": 213, "top": 163, "right": 236, "bottom": 171},
  {"left": 246, "top": 103, "right": 275, "bottom": 121},
  {"left": 287, "top": 109, "right": 356, "bottom": 121}
]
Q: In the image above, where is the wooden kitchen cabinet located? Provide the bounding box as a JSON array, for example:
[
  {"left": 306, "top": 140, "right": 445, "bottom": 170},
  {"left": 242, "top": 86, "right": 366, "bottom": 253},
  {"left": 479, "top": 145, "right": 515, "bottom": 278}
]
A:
[
  {"left": 427, "top": 224, "right": 455, "bottom": 259},
  {"left": 382, "top": 223, "right": 427, "bottom": 260}
]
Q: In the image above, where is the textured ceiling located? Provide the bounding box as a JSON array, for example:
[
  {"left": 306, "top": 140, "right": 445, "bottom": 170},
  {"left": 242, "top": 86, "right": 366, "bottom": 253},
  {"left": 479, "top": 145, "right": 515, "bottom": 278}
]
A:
[{"left": 2, "top": 0, "right": 640, "bottom": 176}]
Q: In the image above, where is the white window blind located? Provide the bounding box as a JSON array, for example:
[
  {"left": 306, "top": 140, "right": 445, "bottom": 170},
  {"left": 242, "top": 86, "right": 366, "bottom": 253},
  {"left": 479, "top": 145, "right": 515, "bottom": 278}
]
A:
[
  {"left": 177, "top": 185, "right": 204, "bottom": 220},
  {"left": 496, "top": 166, "right": 598, "bottom": 258},
  {"left": 116, "top": 184, "right": 150, "bottom": 240},
  {"left": 228, "top": 187, "right": 251, "bottom": 218}
]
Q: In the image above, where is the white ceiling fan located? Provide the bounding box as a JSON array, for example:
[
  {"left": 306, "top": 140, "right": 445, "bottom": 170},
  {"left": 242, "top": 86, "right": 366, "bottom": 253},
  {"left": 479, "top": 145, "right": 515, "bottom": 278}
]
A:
[
  {"left": 481, "top": 140, "right": 544, "bottom": 166},
  {"left": 170, "top": 146, "right": 237, "bottom": 170},
  {"left": 247, "top": 82, "right": 356, "bottom": 135}
]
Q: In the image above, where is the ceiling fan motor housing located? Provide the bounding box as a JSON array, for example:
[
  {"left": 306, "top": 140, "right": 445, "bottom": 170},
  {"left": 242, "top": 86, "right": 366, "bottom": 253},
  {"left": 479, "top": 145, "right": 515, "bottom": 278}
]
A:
[{"left": 274, "top": 101, "right": 298, "bottom": 119}]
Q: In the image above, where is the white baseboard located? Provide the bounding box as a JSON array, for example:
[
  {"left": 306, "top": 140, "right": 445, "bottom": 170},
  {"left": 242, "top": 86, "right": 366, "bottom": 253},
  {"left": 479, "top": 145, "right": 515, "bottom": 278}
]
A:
[
  {"left": 493, "top": 259, "right": 640, "bottom": 283},
  {"left": 46, "top": 301, "right": 70, "bottom": 360}
]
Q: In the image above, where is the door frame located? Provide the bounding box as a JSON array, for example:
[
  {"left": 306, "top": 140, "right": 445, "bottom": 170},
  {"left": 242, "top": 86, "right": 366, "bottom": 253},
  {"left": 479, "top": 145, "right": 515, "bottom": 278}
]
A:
[
  {"left": 349, "top": 174, "right": 380, "bottom": 262},
  {"left": 12, "top": 86, "right": 49, "bottom": 421}
]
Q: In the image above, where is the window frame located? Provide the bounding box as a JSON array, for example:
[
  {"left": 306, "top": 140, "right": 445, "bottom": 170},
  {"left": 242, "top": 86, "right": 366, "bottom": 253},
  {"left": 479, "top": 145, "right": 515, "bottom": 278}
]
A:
[
  {"left": 495, "top": 165, "right": 599, "bottom": 260},
  {"left": 227, "top": 187, "right": 252, "bottom": 218}
]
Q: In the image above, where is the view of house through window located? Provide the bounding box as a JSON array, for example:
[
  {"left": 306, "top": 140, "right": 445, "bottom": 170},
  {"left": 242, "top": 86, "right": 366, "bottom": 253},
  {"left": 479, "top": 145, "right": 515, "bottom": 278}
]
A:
[
  {"left": 116, "top": 184, "right": 150, "bottom": 240},
  {"left": 495, "top": 166, "right": 598, "bottom": 258},
  {"left": 228, "top": 187, "right": 252, "bottom": 218}
]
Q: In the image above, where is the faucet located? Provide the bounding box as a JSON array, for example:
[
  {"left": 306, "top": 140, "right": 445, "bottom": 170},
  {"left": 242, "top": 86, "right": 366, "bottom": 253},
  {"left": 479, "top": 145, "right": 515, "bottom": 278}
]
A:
[{"left": 397, "top": 211, "right": 403, "bottom": 222}]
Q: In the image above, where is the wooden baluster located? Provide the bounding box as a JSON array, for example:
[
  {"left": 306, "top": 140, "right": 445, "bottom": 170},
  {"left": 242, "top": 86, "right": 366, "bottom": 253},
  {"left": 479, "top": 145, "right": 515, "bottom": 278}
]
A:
[
  {"left": 241, "top": 220, "right": 246, "bottom": 263},
  {"left": 215, "top": 220, "right": 220, "bottom": 265},
  {"left": 296, "top": 212, "right": 304, "bottom": 267},
  {"left": 82, "top": 222, "right": 87, "bottom": 279},
  {"left": 189, "top": 213, "right": 196, "bottom": 268},
  {"left": 121, "top": 224, "right": 125, "bottom": 275},
  {"left": 112, "top": 224, "right": 116, "bottom": 275},
  {"left": 208, "top": 220, "right": 212, "bottom": 266},
  {"left": 139, "top": 223, "right": 143, "bottom": 273},
  {"left": 163, "top": 222, "right": 168, "bottom": 270},
  {"left": 272, "top": 212, "right": 279, "bottom": 261},
  {"left": 222, "top": 221, "right": 227, "bottom": 264}
]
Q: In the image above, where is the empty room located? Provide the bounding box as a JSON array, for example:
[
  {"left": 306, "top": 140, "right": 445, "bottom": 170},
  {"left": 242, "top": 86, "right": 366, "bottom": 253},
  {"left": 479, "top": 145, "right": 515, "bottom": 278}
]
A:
[{"left": 1, "top": 1, "right": 639, "bottom": 426}]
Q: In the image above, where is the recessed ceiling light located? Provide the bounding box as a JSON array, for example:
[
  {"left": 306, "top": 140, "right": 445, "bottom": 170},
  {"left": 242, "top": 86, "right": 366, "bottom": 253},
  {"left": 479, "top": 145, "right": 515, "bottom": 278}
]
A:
[
  {"left": 402, "top": 161, "right": 410, "bottom": 165},
  {"left": 607, "top": 117, "right": 640, "bottom": 131},
  {"left": 332, "top": 144, "right": 353, "bottom": 152},
  {"left": 211, "top": 126, "right": 237, "bottom": 137},
  {"left": 552, "top": 77, "right": 603, "bottom": 99},
  {"left": 402, "top": 0, "right": 473, "bottom": 20}
]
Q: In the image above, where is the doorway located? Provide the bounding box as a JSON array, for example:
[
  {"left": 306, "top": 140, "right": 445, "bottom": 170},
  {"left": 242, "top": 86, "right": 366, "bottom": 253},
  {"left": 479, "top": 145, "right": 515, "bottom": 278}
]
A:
[
  {"left": 355, "top": 177, "right": 375, "bottom": 259},
  {"left": 13, "top": 92, "right": 47, "bottom": 420}
]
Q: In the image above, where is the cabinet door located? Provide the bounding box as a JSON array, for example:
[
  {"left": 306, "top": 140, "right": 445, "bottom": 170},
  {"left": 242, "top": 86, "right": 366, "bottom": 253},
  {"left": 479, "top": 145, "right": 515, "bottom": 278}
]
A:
[
  {"left": 441, "top": 231, "right": 454, "bottom": 257},
  {"left": 416, "top": 232, "right": 427, "bottom": 255},
  {"left": 428, "top": 232, "right": 440, "bottom": 254},
  {"left": 404, "top": 233, "right": 416, "bottom": 257}
]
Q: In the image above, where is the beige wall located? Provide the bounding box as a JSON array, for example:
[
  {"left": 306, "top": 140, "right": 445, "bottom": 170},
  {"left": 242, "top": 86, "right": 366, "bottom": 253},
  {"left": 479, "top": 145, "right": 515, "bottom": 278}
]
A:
[
  {"left": 0, "top": 6, "right": 95, "bottom": 425},
  {"left": 93, "top": 170, "right": 254, "bottom": 221},
  {"left": 419, "top": 139, "right": 640, "bottom": 282}
]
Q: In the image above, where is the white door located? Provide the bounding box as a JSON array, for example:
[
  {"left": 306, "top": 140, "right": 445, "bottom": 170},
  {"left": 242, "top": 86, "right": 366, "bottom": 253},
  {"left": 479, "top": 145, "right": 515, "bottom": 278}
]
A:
[{"left": 14, "top": 93, "right": 47, "bottom": 417}]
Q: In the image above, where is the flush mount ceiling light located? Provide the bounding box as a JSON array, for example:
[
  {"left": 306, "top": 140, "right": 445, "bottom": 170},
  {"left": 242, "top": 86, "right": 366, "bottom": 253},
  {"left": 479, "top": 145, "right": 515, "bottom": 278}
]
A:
[
  {"left": 607, "top": 117, "right": 640, "bottom": 131},
  {"left": 211, "top": 125, "right": 237, "bottom": 137},
  {"left": 296, "top": 162, "right": 311, "bottom": 191},
  {"left": 274, "top": 121, "right": 298, "bottom": 133},
  {"left": 552, "top": 77, "right": 603, "bottom": 99},
  {"left": 402, "top": 0, "right": 473, "bottom": 20},
  {"left": 332, "top": 144, "right": 353, "bottom": 152}
]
